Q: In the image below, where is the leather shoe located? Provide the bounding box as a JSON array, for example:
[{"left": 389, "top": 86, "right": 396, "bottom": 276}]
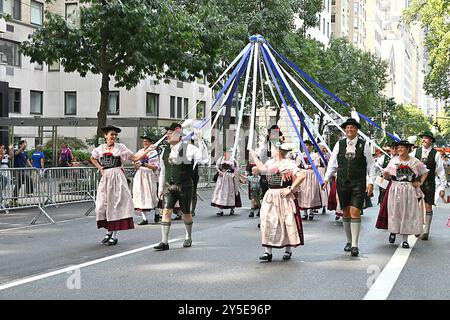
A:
[
  {"left": 216, "top": 211, "right": 224, "bottom": 216},
  {"left": 154, "top": 214, "right": 160, "bottom": 224},
  {"left": 335, "top": 215, "right": 340, "bottom": 221},
  {"left": 402, "top": 241, "right": 410, "bottom": 249},
  {"left": 230, "top": 209, "right": 235, "bottom": 215},
  {"left": 282, "top": 252, "right": 292, "bottom": 260},
  {"left": 249, "top": 212, "right": 254, "bottom": 218},
  {"left": 259, "top": 252, "right": 272, "bottom": 262},
  {"left": 350, "top": 247, "right": 359, "bottom": 257},
  {"left": 344, "top": 242, "right": 352, "bottom": 252},
  {"left": 421, "top": 233, "right": 429, "bottom": 240},
  {"left": 138, "top": 220, "right": 148, "bottom": 225},
  {"left": 389, "top": 233, "right": 396, "bottom": 244},
  {"left": 154, "top": 242, "right": 169, "bottom": 251},
  {"left": 101, "top": 233, "right": 112, "bottom": 244},
  {"left": 183, "top": 239, "right": 192, "bottom": 247},
  {"left": 107, "top": 238, "right": 118, "bottom": 246},
  {"left": 308, "top": 213, "right": 314, "bottom": 220}
]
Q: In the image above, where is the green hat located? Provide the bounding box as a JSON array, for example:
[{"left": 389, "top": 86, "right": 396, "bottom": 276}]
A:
[{"left": 419, "top": 131, "right": 436, "bottom": 143}]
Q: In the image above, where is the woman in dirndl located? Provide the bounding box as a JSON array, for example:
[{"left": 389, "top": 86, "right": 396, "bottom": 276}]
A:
[
  {"left": 250, "top": 142, "right": 306, "bottom": 262},
  {"left": 91, "top": 125, "right": 149, "bottom": 246},
  {"left": 376, "top": 140, "right": 429, "bottom": 248},
  {"left": 133, "top": 135, "right": 160, "bottom": 225},
  {"left": 211, "top": 147, "right": 242, "bottom": 216},
  {"left": 296, "top": 140, "right": 322, "bottom": 220}
]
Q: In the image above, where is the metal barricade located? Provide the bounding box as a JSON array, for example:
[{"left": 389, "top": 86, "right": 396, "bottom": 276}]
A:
[
  {"left": 197, "top": 166, "right": 217, "bottom": 189},
  {"left": 0, "top": 167, "right": 42, "bottom": 215},
  {"left": 36, "top": 167, "right": 100, "bottom": 225}
]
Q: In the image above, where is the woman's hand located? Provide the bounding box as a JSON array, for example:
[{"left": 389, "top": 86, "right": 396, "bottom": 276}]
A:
[
  {"left": 412, "top": 181, "right": 422, "bottom": 188},
  {"left": 98, "top": 168, "right": 105, "bottom": 176},
  {"left": 280, "top": 188, "right": 292, "bottom": 197},
  {"left": 134, "top": 162, "right": 141, "bottom": 169}
]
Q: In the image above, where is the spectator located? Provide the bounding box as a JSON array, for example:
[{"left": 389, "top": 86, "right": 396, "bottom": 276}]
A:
[
  {"left": 31, "top": 145, "right": 45, "bottom": 170},
  {"left": 12, "top": 140, "right": 33, "bottom": 205},
  {"left": 0, "top": 144, "right": 13, "bottom": 168},
  {"left": 59, "top": 143, "right": 73, "bottom": 167}
]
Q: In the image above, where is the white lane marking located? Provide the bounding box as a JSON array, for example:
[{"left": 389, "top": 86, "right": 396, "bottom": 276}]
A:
[
  {"left": 0, "top": 238, "right": 182, "bottom": 291},
  {"left": 363, "top": 235, "right": 418, "bottom": 300}
]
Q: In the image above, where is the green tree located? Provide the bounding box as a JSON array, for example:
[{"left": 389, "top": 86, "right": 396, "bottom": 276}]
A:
[
  {"left": 436, "top": 109, "right": 450, "bottom": 139},
  {"left": 385, "top": 104, "right": 431, "bottom": 139},
  {"left": 403, "top": 0, "right": 450, "bottom": 101}
]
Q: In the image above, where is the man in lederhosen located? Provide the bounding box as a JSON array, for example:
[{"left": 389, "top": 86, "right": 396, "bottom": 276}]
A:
[
  {"left": 154, "top": 123, "right": 205, "bottom": 251},
  {"left": 322, "top": 118, "right": 376, "bottom": 257},
  {"left": 412, "top": 131, "right": 446, "bottom": 240}
]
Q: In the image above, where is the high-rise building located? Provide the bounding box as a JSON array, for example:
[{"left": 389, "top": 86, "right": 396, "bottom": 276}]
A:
[
  {"left": 364, "top": 0, "right": 382, "bottom": 58},
  {"left": 331, "top": 0, "right": 366, "bottom": 50}
]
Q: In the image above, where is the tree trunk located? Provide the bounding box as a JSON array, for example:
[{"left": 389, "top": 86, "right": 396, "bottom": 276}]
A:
[{"left": 96, "top": 72, "right": 110, "bottom": 146}]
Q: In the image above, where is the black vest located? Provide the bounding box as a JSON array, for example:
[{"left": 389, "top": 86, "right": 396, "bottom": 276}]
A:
[
  {"left": 415, "top": 147, "right": 436, "bottom": 187},
  {"left": 337, "top": 138, "right": 367, "bottom": 183},
  {"left": 382, "top": 154, "right": 390, "bottom": 169},
  {"left": 162, "top": 144, "right": 193, "bottom": 186}
]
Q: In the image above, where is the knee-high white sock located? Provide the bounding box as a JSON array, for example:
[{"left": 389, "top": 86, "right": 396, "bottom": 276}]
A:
[
  {"left": 424, "top": 211, "right": 433, "bottom": 234},
  {"left": 285, "top": 247, "right": 292, "bottom": 253},
  {"left": 141, "top": 212, "right": 147, "bottom": 221},
  {"left": 161, "top": 221, "right": 171, "bottom": 244},
  {"left": 343, "top": 217, "right": 352, "bottom": 243},
  {"left": 402, "top": 234, "right": 408, "bottom": 242},
  {"left": 265, "top": 247, "right": 273, "bottom": 254},
  {"left": 184, "top": 220, "right": 193, "bottom": 240},
  {"left": 112, "top": 231, "right": 118, "bottom": 239},
  {"left": 350, "top": 218, "right": 361, "bottom": 248}
]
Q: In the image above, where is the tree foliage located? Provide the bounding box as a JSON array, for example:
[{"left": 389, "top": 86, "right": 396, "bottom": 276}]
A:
[
  {"left": 385, "top": 103, "right": 431, "bottom": 138},
  {"left": 403, "top": 0, "right": 450, "bottom": 102}
]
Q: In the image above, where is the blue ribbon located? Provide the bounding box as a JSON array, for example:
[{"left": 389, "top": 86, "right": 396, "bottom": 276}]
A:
[
  {"left": 268, "top": 44, "right": 400, "bottom": 142},
  {"left": 260, "top": 45, "right": 324, "bottom": 186},
  {"left": 261, "top": 44, "right": 328, "bottom": 167}
]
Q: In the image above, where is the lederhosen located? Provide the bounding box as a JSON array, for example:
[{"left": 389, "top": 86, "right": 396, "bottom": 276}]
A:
[
  {"left": 336, "top": 138, "right": 367, "bottom": 210},
  {"left": 415, "top": 147, "right": 437, "bottom": 205},
  {"left": 378, "top": 154, "right": 390, "bottom": 204},
  {"left": 162, "top": 145, "right": 194, "bottom": 213}
]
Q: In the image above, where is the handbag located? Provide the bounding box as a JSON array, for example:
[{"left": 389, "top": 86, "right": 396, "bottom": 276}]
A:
[{"left": 213, "top": 172, "right": 219, "bottom": 182}]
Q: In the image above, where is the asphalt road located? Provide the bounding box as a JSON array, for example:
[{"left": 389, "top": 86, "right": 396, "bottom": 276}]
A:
[{"left": 0, "top": 188, "right": 448, "bottom": 300}]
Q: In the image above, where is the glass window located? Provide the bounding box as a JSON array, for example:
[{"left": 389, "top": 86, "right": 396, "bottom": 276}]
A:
[
  {"left": 107, "top": 91, "right": 119, "bottom": 115},
  {"left": 184, "top": 98, "right": 189, "bottom": 119},
  {"left": 331, "top": 14, "right": 335, "bottom": 23},
  {"left": 323, "top": 18, "right": 326, "bottom": 35},
  {"left": 1, "top": 0, "right": 21, "bottom": 20},
  {"left": 170, "top": 96, "right": 175, "bottom": 118},
  {"left": 30, "top": 1, "right": 43, "bottom": 26},
  {"left": 30, "top": 90, "right": 43, "bottom": 115},
  {"left": 146, "top": 93, "right": 159, "bottom": 116},
  {"left": 65, "top": 3, "right": 78, "bottom": 28},
  {"left": 8, "top": 88, "right": 21, "bottom": 113},
  {"left": 177, "top": 97, "right": 182, "bottom": 119},
  {"left": 48, "top": 60, "right": 60, "bottom": 72},
  {"left": 332, "top": 0, "right": 336, "bottom": 5},
  {"left": 196, "top": 101, "right": 206, "bottom": 120},
  {"left": 64, "top": 91, "right": 77, "bottom": 115},
  {"left": 0, "top": 39, "right": 21, "bottom": 67},
  {"left": 327, "top": 22, "right": 330, "bottom": 37}
]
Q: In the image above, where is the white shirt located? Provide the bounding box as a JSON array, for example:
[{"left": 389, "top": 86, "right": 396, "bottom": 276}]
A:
[
  {"left": 158, "top": 141, "right": 205, "bottom": 193},
  {"left": 410, "top": 146, "right": 446, "bottom": 192},
  {"left": 324, "top": 137, "right": 377, "bottom": 184}
]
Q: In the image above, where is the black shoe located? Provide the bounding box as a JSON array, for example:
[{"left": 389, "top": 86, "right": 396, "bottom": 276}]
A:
[
  {"left": 259, "top": 252, "right": 272, "bottom": 262},
  {"left": 154, "top": 242, "right": 169, "bottom": 251},
  {"left": 230, "top": 209, "right": 235, "bottom": 215},
  {"left": 350, "top": 247, "right": 359, "bottom": 257},
  {"left": 257, "top": 223, "right": 260, "bottom": 228},
  {"left": 344, "top": 242, "right": 352, "bottom": 252},
  {"left": 249, "top": 212, "right": 254, "bottom": 218},
  {"left": 138, "top": 220, "right": 149, "bottom": 225},
  {"left": 154, "top": 214, "right": 160, "bottom": 224},
  {"left": 322, "top": 207, "right": 326, "bottom": 214},
  {"left": 421, "top": 233, "right": 429, "bottom": 240},
  {"left": 107, "top": 238, "right": 118, "bottom": 246},
  {"left": 256, "top": 210, "right": 260, "bottom": 217},
  {"left": 101, "top": 233, "right": 113, "bottom": 244},
  {"left": 282, "top": 251, "right": 292, "bottom": 260},
  {"left": 402, "top": 241, "right": 410, "bottom": 249},
  {"left": 302, "top": 214, "right": 308, "bottom": 220},
  {"left": 216, "top": 211, "right": 224, "bottom": 216},
  {"left": 335, "top": 215, "right": 340, "bottom": 221},
  {"left": 191, "top": 211, "right": 195, "bottom": 217},
  {"left": 308, "top": 213, "right": 314, "bottom": 220},
  {"left": 183, "top": 239, "right": 192, "bottom": 247},
  {"left": 389, "top": 233, "right": 396, "bottom": 244}
]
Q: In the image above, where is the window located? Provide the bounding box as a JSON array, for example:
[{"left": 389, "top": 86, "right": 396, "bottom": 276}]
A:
[
  {"left": 318, "top": 15, "right": 321, "bottom": 30},
  {"left": 146, "top": 93, "right": 159, "bottom": 116},
  {"left": 34, "top": 62, "right": 43, "bottom": 70},
  {"left": 65, "top": 2, "right": 78, "bottom": 28},
  {"left": 30, "top": 90, "right": 43, "bottom": 115},
  {"left": 8, "top": 88, "right": 20, "bottom": 113},
  {"left": 0, "top": 0, "right": 21, "bottom": 20},
  {"left": 177, "top": 97, "right": 182, "bottom": 119},
  {"left": 64, "top": 92, "right": 77, "bottom": 115},
  {"left": 354, "top": 17, "right": 359, "bottom": 29},
  {"left": 323, "top": 18, "right": 326, "bottom": 35},
  {"left": 331, "top": 14, "right": 335, "bottom": 23},
  {"left": 0, "top": 39, "right": 21, "bottom": 67},
  {"left": 48, "top": 60, "right": 60, "bottom": 71},
  {"left": 327, "top": 22, "right": 330, "bottom": 38},
  {"left": 184, "top": 98, "right": 189, "bottom": 119},
  {"left": 30, "top": 1, "right": 43, "bottom": 26},
  {"left": 107, "top": 91, "right": 119, "bottom": 115},
  {"left": 331, "top": 0, "right": 336, "bottom": 5},
  {"left": 196, "top": 101, "right": 206, "bottom": 120},
  {"left": 170, "top": 96, "right": 176, "bottom": 118}
]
